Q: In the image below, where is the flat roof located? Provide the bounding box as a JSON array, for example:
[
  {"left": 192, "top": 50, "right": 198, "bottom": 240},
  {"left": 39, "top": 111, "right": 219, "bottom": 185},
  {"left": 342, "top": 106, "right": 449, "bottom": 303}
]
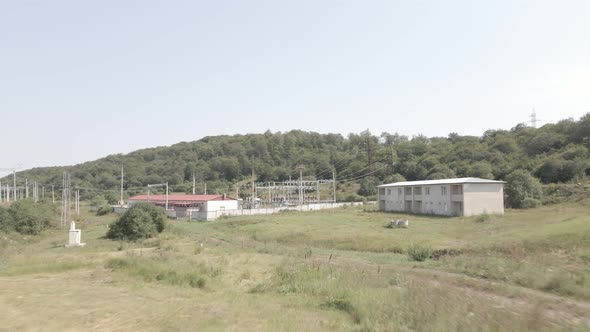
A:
[
  {"left": 129, "top": 194, "right": 236, "bottom": 202},
  {"left": 377, "top": 177, "right": 505, "bottom": 187}
]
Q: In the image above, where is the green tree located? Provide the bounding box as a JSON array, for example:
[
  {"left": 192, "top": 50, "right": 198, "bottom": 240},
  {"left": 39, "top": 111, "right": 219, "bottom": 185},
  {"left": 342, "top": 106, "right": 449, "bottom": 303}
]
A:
[
  {"left": 106, "top": 203, "right": 166, "bottom": 240},
  {"left": 358, "top": 177, "right": 379, "bottom": 197},
  {"left": 505, "top": 170, "right": 542, "bottom": 209}
]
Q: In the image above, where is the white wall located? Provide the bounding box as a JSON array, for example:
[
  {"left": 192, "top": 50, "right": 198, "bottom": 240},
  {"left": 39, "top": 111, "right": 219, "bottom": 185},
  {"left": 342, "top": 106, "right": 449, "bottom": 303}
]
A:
[
  {"left": 463, "top": 183, "right": 504, "bottom": 216},
  {"left": 205, "top": 200, "right": 239, "bottom": 212},
  {"left": 191, "top": 202, "right": 364, "bottom": 221}
]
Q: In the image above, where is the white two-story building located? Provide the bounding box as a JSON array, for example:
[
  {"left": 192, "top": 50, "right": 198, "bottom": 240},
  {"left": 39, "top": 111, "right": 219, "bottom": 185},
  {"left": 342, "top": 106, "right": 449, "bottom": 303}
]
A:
[{"left": 377, "top": 178, "right": 505, "bottom": 216}]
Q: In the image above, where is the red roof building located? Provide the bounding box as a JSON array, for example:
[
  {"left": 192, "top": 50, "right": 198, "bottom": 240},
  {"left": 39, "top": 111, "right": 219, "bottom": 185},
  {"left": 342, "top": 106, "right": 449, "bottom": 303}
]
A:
[{"left": 128, "top": 194, "right": 239, "bottom": 220}]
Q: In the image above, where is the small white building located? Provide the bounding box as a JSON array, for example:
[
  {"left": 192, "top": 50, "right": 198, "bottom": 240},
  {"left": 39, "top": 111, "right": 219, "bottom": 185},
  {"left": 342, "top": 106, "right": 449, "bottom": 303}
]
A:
[
  {"left": 377, "top": 178, "right": 505, "bottom": 216},
  {"left": 128, "top": 194, "right": 238, "bottom": 220}
]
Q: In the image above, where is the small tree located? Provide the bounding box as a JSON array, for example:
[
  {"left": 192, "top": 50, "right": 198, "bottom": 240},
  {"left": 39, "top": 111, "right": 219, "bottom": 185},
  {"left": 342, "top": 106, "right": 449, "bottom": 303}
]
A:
[
  {"left": 505, "top": 170, "right": 542, "bottom": 209},
  {"left": 358, "top": 177, "right": 378, "bottom": 197},
  {"left": 106, "top": 203, "right": 166, "bottom": 241}
]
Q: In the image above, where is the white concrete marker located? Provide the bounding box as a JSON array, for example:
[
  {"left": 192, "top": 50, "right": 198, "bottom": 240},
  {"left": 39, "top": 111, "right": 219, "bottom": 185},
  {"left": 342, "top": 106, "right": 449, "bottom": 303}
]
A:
[{"left": 65, "top": 221, "right": 86, "bottom": 247}]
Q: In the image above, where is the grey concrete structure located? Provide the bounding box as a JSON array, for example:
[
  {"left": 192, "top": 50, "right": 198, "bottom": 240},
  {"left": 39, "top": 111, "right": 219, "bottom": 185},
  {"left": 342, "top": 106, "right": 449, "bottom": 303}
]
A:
[{"left": 377, "top": 178, "right": 505, "bottom": 216}]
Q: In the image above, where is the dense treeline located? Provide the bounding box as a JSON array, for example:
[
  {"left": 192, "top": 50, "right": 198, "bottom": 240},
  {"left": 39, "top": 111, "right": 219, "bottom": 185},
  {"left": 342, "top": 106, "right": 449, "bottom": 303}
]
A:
[{"left": 3, "top": 114, "right": 590, "bottom": 199}]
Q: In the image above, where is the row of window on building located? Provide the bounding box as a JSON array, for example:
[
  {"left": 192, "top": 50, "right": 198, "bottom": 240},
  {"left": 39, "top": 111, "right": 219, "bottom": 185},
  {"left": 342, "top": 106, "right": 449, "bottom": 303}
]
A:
[{"left": 384, "top": 185, "right": 463, "bottom": 197}]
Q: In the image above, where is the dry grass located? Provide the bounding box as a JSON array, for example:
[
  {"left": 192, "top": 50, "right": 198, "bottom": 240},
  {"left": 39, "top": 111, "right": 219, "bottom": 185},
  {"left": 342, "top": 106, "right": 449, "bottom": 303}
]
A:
[{"left": 1, "top": 202, "right": 590, "bottom": 331}]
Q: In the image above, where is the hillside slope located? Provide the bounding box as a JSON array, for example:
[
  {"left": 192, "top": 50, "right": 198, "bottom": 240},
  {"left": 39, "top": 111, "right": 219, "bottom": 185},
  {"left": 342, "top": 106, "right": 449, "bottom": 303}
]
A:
[{"left": 3, "top": 114, "right": 590, "bottom": 199}]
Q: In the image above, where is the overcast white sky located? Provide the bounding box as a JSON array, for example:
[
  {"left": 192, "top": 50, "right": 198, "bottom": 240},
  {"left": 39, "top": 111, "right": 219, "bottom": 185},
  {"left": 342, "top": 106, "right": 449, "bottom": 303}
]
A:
[{"left": 1, "top": 0, "right": 589, "bottom": 176}]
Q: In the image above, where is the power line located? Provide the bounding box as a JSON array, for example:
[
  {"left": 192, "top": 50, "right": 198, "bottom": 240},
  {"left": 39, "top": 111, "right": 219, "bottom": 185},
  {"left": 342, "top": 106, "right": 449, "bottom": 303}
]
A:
[{"left": 336, "top": 164, "right": 390, "bottom": 183}]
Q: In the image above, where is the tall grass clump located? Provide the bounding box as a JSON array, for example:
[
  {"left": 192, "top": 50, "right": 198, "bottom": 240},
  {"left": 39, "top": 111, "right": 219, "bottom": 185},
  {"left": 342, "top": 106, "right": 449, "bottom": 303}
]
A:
[
  {"left": 407, "top": 243, "right": 432, "bottom": 262},
  {"left": 105, "top": 256, "right": 207, "bottom": 289},
  {"left": 474, "top": 213, "right": 491, "bottom": 223},
  {"left": 324, "top": 296, "right": 363, "bottom": 324}
]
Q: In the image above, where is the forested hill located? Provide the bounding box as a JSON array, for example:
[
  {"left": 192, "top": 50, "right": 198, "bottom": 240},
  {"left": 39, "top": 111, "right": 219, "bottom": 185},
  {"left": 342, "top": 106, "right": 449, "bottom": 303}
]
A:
[{"left": 4, "top": 114, "right": 590, "bottom": 200}]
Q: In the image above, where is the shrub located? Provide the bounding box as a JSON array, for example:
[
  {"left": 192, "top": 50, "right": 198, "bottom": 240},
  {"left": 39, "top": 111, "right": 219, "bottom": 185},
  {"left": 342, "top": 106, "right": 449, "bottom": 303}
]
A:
[
  {"left": 133, "top": 202, "right": 167, "bottom": 233},
  {"left": 90, "top": 195, "right": 108, "bottom": 209},
  {"left": 4, "top": 201, "right": 57, "bottom": 235},
  {"left": 407, "top": 244, "right": 432, "bottom": 262},
  {"left": 96, "top": 204, "right": 112, "bottom": 216},
  {"left": 505, "top": 170, "right": 542, "bottom": 209},
  {"left": 342, "top": 193, "right": 364, "bottom": 202},
  {"left": 521, "top": 197, "right": 541, "bottom": 209},
  {"left": 474, "top": 213, "right": 491, "bottom": 223},
  {"left": 106, "top": 203, "right": 166, "bottom": 241}
]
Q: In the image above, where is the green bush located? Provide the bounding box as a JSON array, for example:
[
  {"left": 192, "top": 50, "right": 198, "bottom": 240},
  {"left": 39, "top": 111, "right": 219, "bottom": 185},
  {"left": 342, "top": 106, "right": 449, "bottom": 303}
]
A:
[
  {"left": 96, "top": 204, "right": 112, "bottom": 216},
  {"left": 0, "top": 206, "right": 10, "bottom": 232},
  {"left": 90, "top": 195, "right": 108, "bottom": 209},
  {"left": 521, "top": 197, "right": 541, "bottom": 209},
  {"left": 407, "top": 244, "right": 432, "bottom": 262},
  {"left": 135, "top": 202, "right": 167, "bottom": 232},
  {"left": 474, "top": 213, "right": 491, "bottom": 223},
  {"left": 505, "top": 170, "right": 543, "bottom": 209},
  {"left": 106, "top": 203, "right": 166, "bottom": 241},
  {"left": 2, "top": 201, "right": 57, "bottom": 235}
]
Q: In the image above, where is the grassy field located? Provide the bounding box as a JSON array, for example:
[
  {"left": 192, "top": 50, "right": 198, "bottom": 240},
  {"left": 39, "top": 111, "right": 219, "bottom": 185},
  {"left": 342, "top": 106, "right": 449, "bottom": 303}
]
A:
[{"left": 1, "top": 201, "right": 590, "bottom": 331}]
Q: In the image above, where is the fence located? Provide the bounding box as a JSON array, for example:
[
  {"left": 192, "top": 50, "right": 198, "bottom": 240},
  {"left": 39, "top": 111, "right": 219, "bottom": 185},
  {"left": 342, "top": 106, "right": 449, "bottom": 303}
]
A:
[{"left": 189, "top": 202, "right": 365, "bottom": 221}]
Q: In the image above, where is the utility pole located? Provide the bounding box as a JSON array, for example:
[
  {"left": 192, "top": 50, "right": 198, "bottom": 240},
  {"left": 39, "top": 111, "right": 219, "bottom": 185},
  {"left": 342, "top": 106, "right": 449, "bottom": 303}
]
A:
[
  {"left": 332, "top": 170, "right": 337, "bottom": 202},
  {"left": 13, "top": 170, "right": 16, "bottom": 202},
  {"left": 316, "top": 180, "right": 320, "bottom": 203},
  {"left": 251, "top": 169, "right": 255, "bottom": 209},
  {"left": 75, "top": 189, "right": 79, "bottom": 216},
  {"left": 296, "top": 165, "right": 305, "bottom": 205},
  {"left": 192, "top": 172, "right": 196, "bottom": 195},
  {"left": 204, "top": 183, "right": 207, "bottom": 195},
  {"left": 120, "top": 166, "right": 124, "bottom": 205},
  {"left": 287, "top": 175, "right": 293, "bottom": 204},
  {"left": 61, "top": 172, "right": 69, "bottom": 227},
  {"left": 147, "top": 182, "right": 169, "bottom": 210},
  {"left": 25, "top": 179, "right": 28, "bottom": 198},
  {"left": 366, "top": 132, "right": 373, "bottom": 173},
  {"left": 52, "top": 185, "right": 55, "bottom": 204}
]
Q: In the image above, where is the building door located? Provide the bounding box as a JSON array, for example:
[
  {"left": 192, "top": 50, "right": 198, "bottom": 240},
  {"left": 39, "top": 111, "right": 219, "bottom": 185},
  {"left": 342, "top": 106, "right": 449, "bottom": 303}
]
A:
[
  {"left": 452, "top": 202, "right": 463, "bottom": 216},
  {"left": 379, "top": 200, "right": 385, "bottom": 210}
]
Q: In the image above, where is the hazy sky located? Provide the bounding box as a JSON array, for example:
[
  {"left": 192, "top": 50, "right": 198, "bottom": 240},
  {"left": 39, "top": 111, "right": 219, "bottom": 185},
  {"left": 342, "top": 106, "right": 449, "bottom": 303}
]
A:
[{"left": 1, "top": 0, "right": 590, "bottom": 175}]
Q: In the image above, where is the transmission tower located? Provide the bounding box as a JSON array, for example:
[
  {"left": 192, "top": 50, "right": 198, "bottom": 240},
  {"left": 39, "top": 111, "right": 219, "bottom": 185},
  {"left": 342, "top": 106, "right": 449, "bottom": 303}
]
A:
[
  {"left": 529, "top": 108, "right": 540, "bottom": 128},
  {"left": 61, "top": 172, "right": 71, "bottom": 227}
]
